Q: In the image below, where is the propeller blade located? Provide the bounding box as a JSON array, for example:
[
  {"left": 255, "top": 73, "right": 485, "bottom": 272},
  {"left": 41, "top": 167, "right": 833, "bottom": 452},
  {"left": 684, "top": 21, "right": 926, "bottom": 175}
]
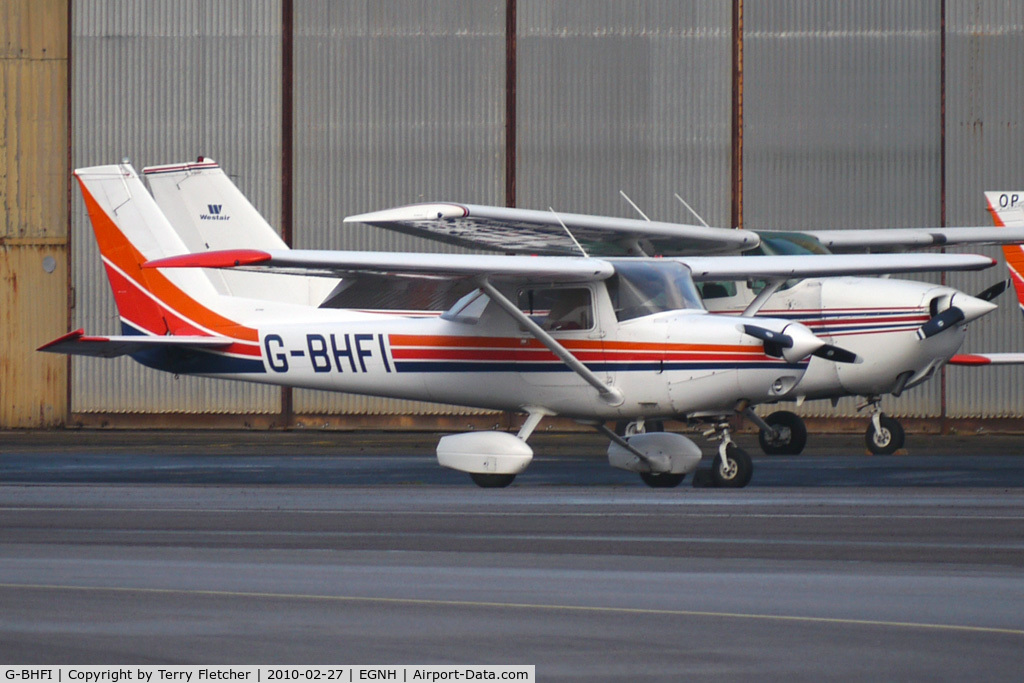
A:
[
  {"left": 812, "top": 344, "right": 860, "bottom": 364},
  {"left": 742, "top": 324, "right": 793, "bottom": 350},
  {"left": 917, "top": 306, "right": 966, "bottom": 339},
  {"left": 762, "top": 341, "right": 785, "bottom": 358},
  {"left": 976, "top": 279, "right": 1010, "bottom": 302}
]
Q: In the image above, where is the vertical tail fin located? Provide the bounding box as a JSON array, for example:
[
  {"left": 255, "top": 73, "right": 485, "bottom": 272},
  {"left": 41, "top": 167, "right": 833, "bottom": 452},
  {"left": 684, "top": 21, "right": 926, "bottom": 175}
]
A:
[
  {"left": 984, "top": 191, "right": 1024, "bottom": 317},
  {"left": 143, "top": 158, "right": 288, "bottom": 252},
  {"left": 143, "top": 158, "right": 335, "bottom": 305},
  {"left": 74, "top": 163, "right": 246, "bottom": 340}
]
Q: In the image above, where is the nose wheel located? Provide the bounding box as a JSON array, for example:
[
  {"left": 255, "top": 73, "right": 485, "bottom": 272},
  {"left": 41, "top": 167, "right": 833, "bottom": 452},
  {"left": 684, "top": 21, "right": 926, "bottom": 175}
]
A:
[
  {"left": 860, "top": 398, "right": 905, "bottom": 455},
  {"left": 864, "top": 413, "right": 905, "bottom": 455},
  {"left": 696, "top": 419, "right": 754, "bottom": 488},
  {"left": 712, "top": 441, "right": 753, "bottom": 488}
]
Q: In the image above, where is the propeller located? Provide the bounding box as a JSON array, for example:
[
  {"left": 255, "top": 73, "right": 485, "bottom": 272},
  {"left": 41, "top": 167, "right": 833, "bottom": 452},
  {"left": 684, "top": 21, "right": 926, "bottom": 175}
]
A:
[
  {"left": 742, "top": 323, "right": 859, "bottom": 364},
  {"left": 917, "top": 289, "right": 999, "bottom": 341},
  {"left": 812, "top": 343, "right": 859, "bottom": 364},
  {"left": 741, "top": 324, "right": 791, "bottom": 358},
  {"left": 917, "top": 306, "right": 966, "bottom": 339},
  {"left": 976, "top": 279, "right": 1010, "bottom": 302}
]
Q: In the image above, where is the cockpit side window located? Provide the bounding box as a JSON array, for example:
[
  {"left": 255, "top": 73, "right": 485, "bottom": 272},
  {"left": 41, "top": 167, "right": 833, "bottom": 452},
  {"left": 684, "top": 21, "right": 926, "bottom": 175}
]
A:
[
  {"left": 698, "top": 281, "right": 737, "bottom": 299},
  {"left": 608, "top": 261, "right": 705, "bottom": 322},
  {"left": 517, "top": 287, "right": 594, "bottom": 332},
  {"left": 744, "top": 235, "right": 832, "bottom": 293}
]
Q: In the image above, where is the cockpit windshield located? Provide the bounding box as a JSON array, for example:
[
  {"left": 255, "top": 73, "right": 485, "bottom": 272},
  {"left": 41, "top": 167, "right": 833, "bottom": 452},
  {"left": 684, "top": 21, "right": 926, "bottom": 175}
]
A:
[
  {"left": 757, "top": 233, "right": 832, "bottom": 255},
  {"left": 607, "top": 261, "right": 705, "bottom": 322}
]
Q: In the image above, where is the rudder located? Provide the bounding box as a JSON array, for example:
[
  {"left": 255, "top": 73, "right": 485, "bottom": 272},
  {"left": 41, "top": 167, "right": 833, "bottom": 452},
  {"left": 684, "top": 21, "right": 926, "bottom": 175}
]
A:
[
  {"left": 75, "top": 163, "right": 225, "bottom": 337},
  {"left": 985, "top": 191, "right": 1024, "bottom": 316}
]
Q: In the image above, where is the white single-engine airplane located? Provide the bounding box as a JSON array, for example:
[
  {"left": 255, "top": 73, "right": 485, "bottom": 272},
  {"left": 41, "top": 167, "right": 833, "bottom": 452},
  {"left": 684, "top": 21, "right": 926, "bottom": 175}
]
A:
[
  {"left": 40, "top": 161, "right": 1004, "bottom": 488},
  {"left": 135, "top": 160, "right": 1024, "bottom": 457},
  {"left": 328, "top": 188, "right": 1024, "bottom": 456}
]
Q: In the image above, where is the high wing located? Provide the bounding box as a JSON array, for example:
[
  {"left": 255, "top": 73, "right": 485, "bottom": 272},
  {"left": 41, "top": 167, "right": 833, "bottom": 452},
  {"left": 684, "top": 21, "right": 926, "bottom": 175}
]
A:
[
  {"left": 145, "top": 249, "right": 616, "bottom": 282},
  {"left": 344, "top": 202, "right": 1024, "bottom": 257},
  {"left": 143, "top": 249, "right": 995, "bottom": 282},
  {"left": 678, "top": 253, "right": 995, "bottom": 281},
  {"left": 38, "top": 329, "right": 232, "bottom": 358},
  {"left": 788, "top": 227, "right": 1024, "bottom": 253},
  {"left": 343, "top": 203, "right": 760, "bottom": 256}
]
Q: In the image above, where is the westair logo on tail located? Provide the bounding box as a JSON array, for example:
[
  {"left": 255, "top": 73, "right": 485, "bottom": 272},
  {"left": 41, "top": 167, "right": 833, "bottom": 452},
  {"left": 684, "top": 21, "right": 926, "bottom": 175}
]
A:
[{"left": 200, "top": 203, "right": 230, "bottom": 221}]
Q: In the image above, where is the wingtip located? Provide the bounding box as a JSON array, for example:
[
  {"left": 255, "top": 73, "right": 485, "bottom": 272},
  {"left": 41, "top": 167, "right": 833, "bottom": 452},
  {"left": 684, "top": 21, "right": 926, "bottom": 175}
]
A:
[
  {"left": 345, "top": 203, "right": 470, "bottom": 224},
  {"left": 948, "top": 354, "right": 990, "bottom": 366}
]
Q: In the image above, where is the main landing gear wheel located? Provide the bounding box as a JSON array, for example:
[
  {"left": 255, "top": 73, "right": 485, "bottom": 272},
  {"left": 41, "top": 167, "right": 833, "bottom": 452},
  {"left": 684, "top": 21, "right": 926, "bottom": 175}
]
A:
[
  {"left": 639, "top": 471, "right": 686, "bottom": 488},
  {"left": 615, "top": 420, "right": 664, "bottom": 437},
  {"left": 614, "top": 421, "right": 683, "bottom": 488},
  {"left": 757, "top": 410, "right": 808, "bottom": 455},
  {"left": 469, "top": 473, "right": 516, "bottom": 488},
  {"left": 865, "top": 414, "right": 904, "bottom": 455},
  {"left": 712, "top": 443, "right": 753, "bottom": 488}
]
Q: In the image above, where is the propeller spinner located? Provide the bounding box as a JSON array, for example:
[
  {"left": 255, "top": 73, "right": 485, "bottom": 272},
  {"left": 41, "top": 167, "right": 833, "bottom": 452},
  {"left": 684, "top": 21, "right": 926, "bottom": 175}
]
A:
[
  {"left": 742, "top": 323, "right": 859, "bottom": 364},
  {"left": 917, "top": 292, "right": 997, "bottom": 340}
]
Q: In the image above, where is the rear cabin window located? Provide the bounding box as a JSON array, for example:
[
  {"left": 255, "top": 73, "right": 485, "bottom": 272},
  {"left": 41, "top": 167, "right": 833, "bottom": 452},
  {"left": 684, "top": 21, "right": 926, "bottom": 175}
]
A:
[{"left": 517, "top": 287, "right": 594, "bottom": 332}]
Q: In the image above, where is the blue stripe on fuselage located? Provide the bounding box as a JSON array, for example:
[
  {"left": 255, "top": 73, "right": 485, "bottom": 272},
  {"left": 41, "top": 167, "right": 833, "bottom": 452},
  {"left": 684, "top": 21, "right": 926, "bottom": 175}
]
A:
[
  {"left": 120, "top": 322, "right": 266, "bottom": 375},
  {"left": 392, "top": 361, "right": 804, "bottom": 373}
]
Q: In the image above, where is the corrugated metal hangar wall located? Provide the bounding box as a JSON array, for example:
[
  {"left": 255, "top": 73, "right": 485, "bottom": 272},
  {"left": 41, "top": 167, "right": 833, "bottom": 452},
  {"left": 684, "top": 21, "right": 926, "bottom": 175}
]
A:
[{"left": 4, "top": 0, "right": 1024, "bottom": 429}]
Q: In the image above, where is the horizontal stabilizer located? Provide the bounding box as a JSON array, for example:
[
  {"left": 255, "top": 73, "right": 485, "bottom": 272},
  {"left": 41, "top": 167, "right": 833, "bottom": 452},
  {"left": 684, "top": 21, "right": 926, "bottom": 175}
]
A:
[{"left": 38, "top": 329, "right": 232, "bottom": 358}]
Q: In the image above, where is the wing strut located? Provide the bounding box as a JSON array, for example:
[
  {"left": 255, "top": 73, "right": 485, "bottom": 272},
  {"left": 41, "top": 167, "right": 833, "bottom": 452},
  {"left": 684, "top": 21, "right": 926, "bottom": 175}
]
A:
[
  {"left": 741, "top": 279, "right": 787, "bottom": 317},
  {"left": 478, "top": 280, "right": 625, "bottom": 406}
]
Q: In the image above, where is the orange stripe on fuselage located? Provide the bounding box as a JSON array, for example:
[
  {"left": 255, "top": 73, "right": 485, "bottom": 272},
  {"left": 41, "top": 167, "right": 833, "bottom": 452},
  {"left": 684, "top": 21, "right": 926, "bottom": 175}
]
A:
[
  {"left": 77, "top": 179, "right": 258, "bottom": 344},
  {"left": 388, "top": 334, "right": 764, "bottom": 356}
]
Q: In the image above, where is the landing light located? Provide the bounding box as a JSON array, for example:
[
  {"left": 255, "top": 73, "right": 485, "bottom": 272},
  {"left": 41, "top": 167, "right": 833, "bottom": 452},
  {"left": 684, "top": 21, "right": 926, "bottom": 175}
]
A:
[{"left": 771, "top": 376, "right": 799, "bottom": 396}]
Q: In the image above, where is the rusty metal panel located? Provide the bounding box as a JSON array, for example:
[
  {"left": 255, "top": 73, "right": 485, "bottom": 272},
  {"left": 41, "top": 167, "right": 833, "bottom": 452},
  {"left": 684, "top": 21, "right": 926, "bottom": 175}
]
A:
[
  {"left": 1, "top": 0, "right": 68, "bottom": 240},
  {"left": 291, "top": 0, "right": 505, "bottom": 416},
  {"left": 0, "top": 0, "right": 67, "bottom": 60},
  {"left": 72, "top": 0, "right": 282, "bottom": 414},
  {"left": 1, "top": 244, "right": 68, "bottom": 427},
  {"left": 944, "top": 3, "right": 1024, "bottom": 418},
  {"left": 517, "top": 0, "right": 732, "bottom": 226}
]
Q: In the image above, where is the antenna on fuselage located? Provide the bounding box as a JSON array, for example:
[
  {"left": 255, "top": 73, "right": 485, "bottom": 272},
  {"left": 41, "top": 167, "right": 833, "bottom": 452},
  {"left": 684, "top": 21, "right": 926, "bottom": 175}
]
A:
[
  {"left": 549, "top": 207, "right": 589, "bottom": 258},
  {"left": 619, "top": 190, "right": 651, "bottom": 222},
  {"left": 673, "top": 192, "right": 710, "bottom": 228}
]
